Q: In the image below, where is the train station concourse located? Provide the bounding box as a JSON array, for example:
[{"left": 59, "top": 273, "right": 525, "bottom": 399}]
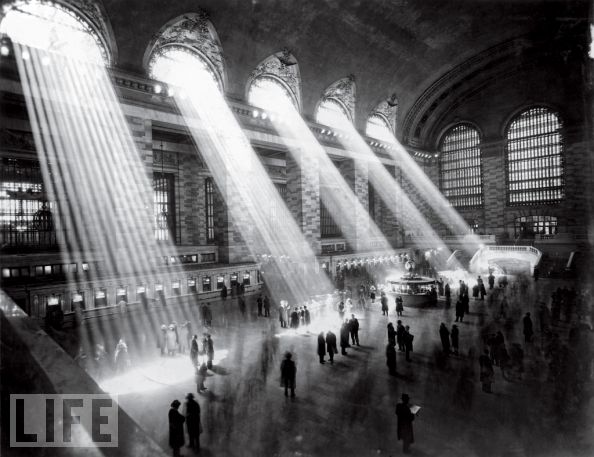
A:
[{"left": 0, "top": 1, "right": 593, "bottom": 456}]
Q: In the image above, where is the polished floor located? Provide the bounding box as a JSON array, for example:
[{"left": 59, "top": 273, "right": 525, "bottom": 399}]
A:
[{"left": 52, "top": 277, "right": 594, "bottom": 457}]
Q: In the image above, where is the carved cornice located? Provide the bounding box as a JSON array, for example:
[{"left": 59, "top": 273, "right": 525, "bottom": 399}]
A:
[
  {"left": 320, "top": 75, "right": 356, "bottom": 122},
  {"left": 371, "top": 94, "right": 398, "bottom": 133}
]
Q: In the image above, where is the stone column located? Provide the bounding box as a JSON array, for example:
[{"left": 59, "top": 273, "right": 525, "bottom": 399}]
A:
[{"left": 286, "top": 149, "right": 321, "bottom": 254}]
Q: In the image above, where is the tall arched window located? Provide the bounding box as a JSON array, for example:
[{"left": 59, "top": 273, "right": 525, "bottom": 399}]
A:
[
  {"left": 439, "top": 123, "right": 483, "bottom": 207},
  {"left": 205, "top": 178, "right": 215, "bottom": 243},
  {"left": 506, "top": 107, "right": 564, "bottom": 204},
  {"left": 316, "top": 98, "right": 351, "bottom": 129},
  {"left": 366, "top": 114, "right": 394, "bottom": 143},
  {"left": 0, "top": 0, "right": 109, "bottom": 65},
  {"left": 149, "top": 46, "right": 220, "bottom": 91},
  {"left": 247, "top": 76, "right": 296, "bottom": 111}
]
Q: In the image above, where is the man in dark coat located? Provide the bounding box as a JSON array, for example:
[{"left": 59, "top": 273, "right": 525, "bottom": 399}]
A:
[
  {"left": 455, "top": 299, "right": 465, "bottom": 322},
  {"left": 326, "top": 330, "right": 338, "bottom": 364},
  {"left": 349, "top": 314, "right": 360, "bottom": 346},
  {"left": 439, "top": 323, "right": 450, "bottom": 355},
  {"left": 221, "top": 284, "right": 228, "bottom": 300},
  {"left": 381, "top": 293, "right": 389, "bottom": 316},
  {"left": 257, "top": 295, "right": 263, "bottom": 316},
  {"left": 450, "top": 324, "right": 459, "bottom": 355},
  {"left": 386, "top": 341, "right": 397, "bottom": 375},
  {"left": 395, "top": 393, "right": 415, "bottom": 453},
  {"left": 444, "top": 283, "right": 451, "bottom": 308},
  {"left": 523, "top": 312, "right": 534, "bottom": 343},
  {"left": 184, "top": 393, "right": 202, "bottom": 450},
  {"left": 387, "top": 323, "right": 396, "bottom": 346},
  {"left": 395, "top": 296, "right": 404, "bottom": 316},
  {"left": 396, "top": 320, "right": 405, "bottom": 351},
  {"left": 304, "top": 306, "right": 311, "bottom": 326},
  {"left": 404, "top": 326, "right": 413, "bottom": 362},
  {"left": 340, "top": 321, "right": 350, "bottom": 355},
  {"left": 263, "top": 295, "right": 270, "bottom": 317},
  {"left": 206, "top": 334, "right": 215, "bottom": 369},
  {"left": 290, "top": 308, "right": 300, "bottom": 329},
  {"left": 488, "top": 272, "right": 495, "bottom": 290},
  {"left": 190, "top": 334, "right": 199, "bottom": 368},
  {"left": 168, "top": 399, "right": 185, "bottom": 457},
  {"left": 280, "top": 352, "right": 296, "bottom": 397},
  {"left": 317, "top": 332, "right": 326, "bottom": 363}
]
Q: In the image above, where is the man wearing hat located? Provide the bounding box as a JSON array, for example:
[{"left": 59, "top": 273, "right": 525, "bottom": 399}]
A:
[
  {"left": 280, "top": 352, "right": 296, "bottom": 397},
  {"left": 395, "top": 393, "right": 415, "bottom": 454},
  {"left": 184, "top": 393, "right": 202, "bottom": 450},
  {"left": 168, "top": 399, "right": 185, "bottom": 456}
]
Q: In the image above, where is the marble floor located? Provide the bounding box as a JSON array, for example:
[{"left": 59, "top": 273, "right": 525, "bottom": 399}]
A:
[{"left": 51, "top": 277, "right": 594, "bottom": 457}]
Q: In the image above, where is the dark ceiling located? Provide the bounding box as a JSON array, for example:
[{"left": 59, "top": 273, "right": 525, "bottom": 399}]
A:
[{"left": 102, "top": 0, "right": 590, "bottom": 129}]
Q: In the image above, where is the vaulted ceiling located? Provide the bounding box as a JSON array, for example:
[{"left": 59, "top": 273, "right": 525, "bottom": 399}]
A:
[{"left": 100, "top": 0, "right": 590, "bottom": 134}]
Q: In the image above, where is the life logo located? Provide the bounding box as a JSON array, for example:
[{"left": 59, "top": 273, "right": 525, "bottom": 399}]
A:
[{"left": 10, "top": 394, "right": 118, "bottom": 447}]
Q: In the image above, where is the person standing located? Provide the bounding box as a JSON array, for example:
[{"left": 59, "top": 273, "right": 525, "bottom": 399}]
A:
[
  {"left": 450, "top": 324, "right": 459, "bottom": 355},
  {"left": 257, "top": 295, "right": 263, "bottom": 316},
  {"left": 290, "top": 307, "right": 300, "bottom": 329},
  {"left": 396, "top": 320, "right": 406, "bottom": 352},
  {"left": 395, "top": 393, "right": 415, "bottom": 454},
  {"left": 455, "top": 299, "right": 465, "bottom": 323},
  {"left": 387, "top": 322, "right": 396, "bottom": 346},
  {"left": 317, "top": 332, "right": 326, "bottom": 364},
  {"left": 326, "top": 330, "right": 338, "bottom": 364},
  {"left": 280, "top": 352, "right": 296, "bottom": 397},
  {"left": 404, "top": 326, "right": 414, "bottom": 362},
  {"left": 488, "top": 272, "right": 495, "bottom": 290},
  {"left": 395, "top": 296, "right": 404, "bottom": 316},
  {"left": 445, "top": 283, "right": 451, "bottom": 308},
  {"left": 523, "top": 312, "right": 534, "bottom": 343},
  {"left": 304, "top": 306, "right": 311, "bottom": 327},
  {"left": 184, "top": 393, "right": 202, "bottom": 450},
  {"left": 206, "top": 334, "right": 215, "bottom": 369},
  {"left": 263, "top": 295, "right": 270, "bottom": 317},
  {"left": 196, "top": 362, "right": 208, "bottom": 392},
  {"left": 190, "top": 334, "right": 199, "bottom": 368},
  {"left": 220, "top": 283, "right": 228, "bottom": 301},
  {"left": 386, "top": 341, "right": 397, "bottom": 375},
  {"left": 381, "top": 293, "right": 389, "bottom": 316},
  {"left": 278, "top": 303, "right": 286, "bottom": 328},
  {"left": 479, "top": 349, "right": 494, "bottom": 393},
  {"left": 349, "top": 314, "right": 360, "bottom": 346},
  {"left": 439, "top": 323, "right": 451, "bottom": 355},
  {"left": 340, "top": 320, "right": 350, "bottom": 355},
  {"left": 168, "top": 400, "right": 185, "bottom": 457}
]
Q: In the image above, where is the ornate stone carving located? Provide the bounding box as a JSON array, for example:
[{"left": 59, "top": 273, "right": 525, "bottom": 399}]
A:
[
  {"left": 372, "top": 94, "right": 398, "bottom": 132},
  {"left": 144, "top": 12, "right": 226, "bottom": 90},
  {"left": 321, "top": 75, "right": 356, "bottom": 122},
  {"left": 247, "top": 50, "right": 302, "bottom": 111}
]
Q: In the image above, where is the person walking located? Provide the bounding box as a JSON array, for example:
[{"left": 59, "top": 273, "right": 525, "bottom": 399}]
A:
[
  {"left": 479, "top": 349, "right": 494, "bottom": 393},
  {"left": 450, "top": 324, "right": 459, "bottom": 355},
  {"left": 206, "top": 334, "right": 214, "bottom": 369},
  {"left": 445, "top": 283, "right": 451, "bottom": 308},
  {"left": 190, "top": 334, "right": 199, "bottom": 368},
  {"left": 523, "top": 312, "right": 534, "bottom": 343},
  {"left": 340, "top": 320, "right": 350, "bottom": 355},
  {"left": 290, "top": 307, "right": 300, "bottom": 329},
  {"left": 396, "top": 320, "right": 405, "bottom": 351},
  {"left": 278, "top": 303, "right": 286, "bottom": 328},
  {"left": 184, "top": 393, "right": 202, "bottom": 450},
  {"left": 195, "top": 362, "right": 208, "bottom": 392},
  {"left": 387, "top": 322, "right": 396, "bottom": 346},
  {"left": 220, "top": 283, "right": 228, "bottom": 301},
  {"left": 280, "top": 352, "right": 296, "bottom": 397},
  {"left": 381, "top": 293, "right": 389, "bottom": 316},
  {"left": 257, "top": 295, "right": 263, "bottom": 316},
  {"left": 404, "top": 326, "right": 414, "bottom": 362},
  {"left": 349, "top": 314, "right": 360, "bottom": 346},
  {"left": 395, "top": 296, "right": 404, "bottom": 316},
  {"left": 168, "top": 400, "right": 185, "bottom": 457},
  {"left": 263, "top": 295, "right": 270, "bottom": 317},
  {"left": 439, "top": 323, "right": 451, "bottom": 355},
  {"left": 386, "top": 341, "right": 397, "bottom": 375},
  {"left": 326, "top": 330, "right": 338, "bottom": 364},
  {"left": 395, "top": 393, "right": 415, "bottom": 454},
  {"left": 304, "top": 306, "right": 311, "bottom": 327},
  {"left": 488, "top": 272, "right": 495, "bottom": 290},
  {"left": 317, "top": 332, "right": 326, "bottom": 363}
]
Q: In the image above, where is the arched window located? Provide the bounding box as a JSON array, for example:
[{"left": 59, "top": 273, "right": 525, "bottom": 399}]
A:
[
  {"left": 247, "top": 76, "right": 296, "bottom": 111},
  {"left": 366, "top": 114, "right": 394, "bottom": 143},
  {"left": 506, "top": 107, "right": 563, "bottom": 204},
  {"left": 439, "top": 123, "right": 483, "bottom": 207},
  {"left": 316, "top": 98, "right": 351, "bottom": 129},
  {"left": 205, "top": 178, "right": 215, "bottom": 243},
  {"left": 0, "top": 0, "right": 108, "bottom": 65},
  {"left": 149, "top": 46, "right": 220, "bottom": 91}
]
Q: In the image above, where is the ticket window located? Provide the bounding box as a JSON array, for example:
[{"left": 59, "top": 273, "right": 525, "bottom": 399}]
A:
[
  {"left": 116, "top": 287, "right": 128, "bottom": 304},
  {"left": 137, "top": 285, "right": 147, "bottom": 306},
  {"left": 230, "top": 273, "right": 238, "bottom": 288},
  {"left": 203, "top": 276, "right": 212, "bottom": 292},
  {"left": 155, "top": 283, "right": 166, "bottom": 306},
  {"left": 172, "top": 281, "right": 181, "bottom": 296},
  {"left": 243, "top": 272, "right": 251, "bottom": 286},
  {"left": 94, "top": 288, "right": 107, "bottom": 308},
  {"left": 188, "top": 278, "right": 197, "bottom": 293},
  {"left": 46, "top": 295, "right": 60, "bottom": 317},
  {"left": 72, "top": 292, "right": 85, "bottom": 312},
  {"left": 216, "top": 276, "right": 225, "bottom": 290}
]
